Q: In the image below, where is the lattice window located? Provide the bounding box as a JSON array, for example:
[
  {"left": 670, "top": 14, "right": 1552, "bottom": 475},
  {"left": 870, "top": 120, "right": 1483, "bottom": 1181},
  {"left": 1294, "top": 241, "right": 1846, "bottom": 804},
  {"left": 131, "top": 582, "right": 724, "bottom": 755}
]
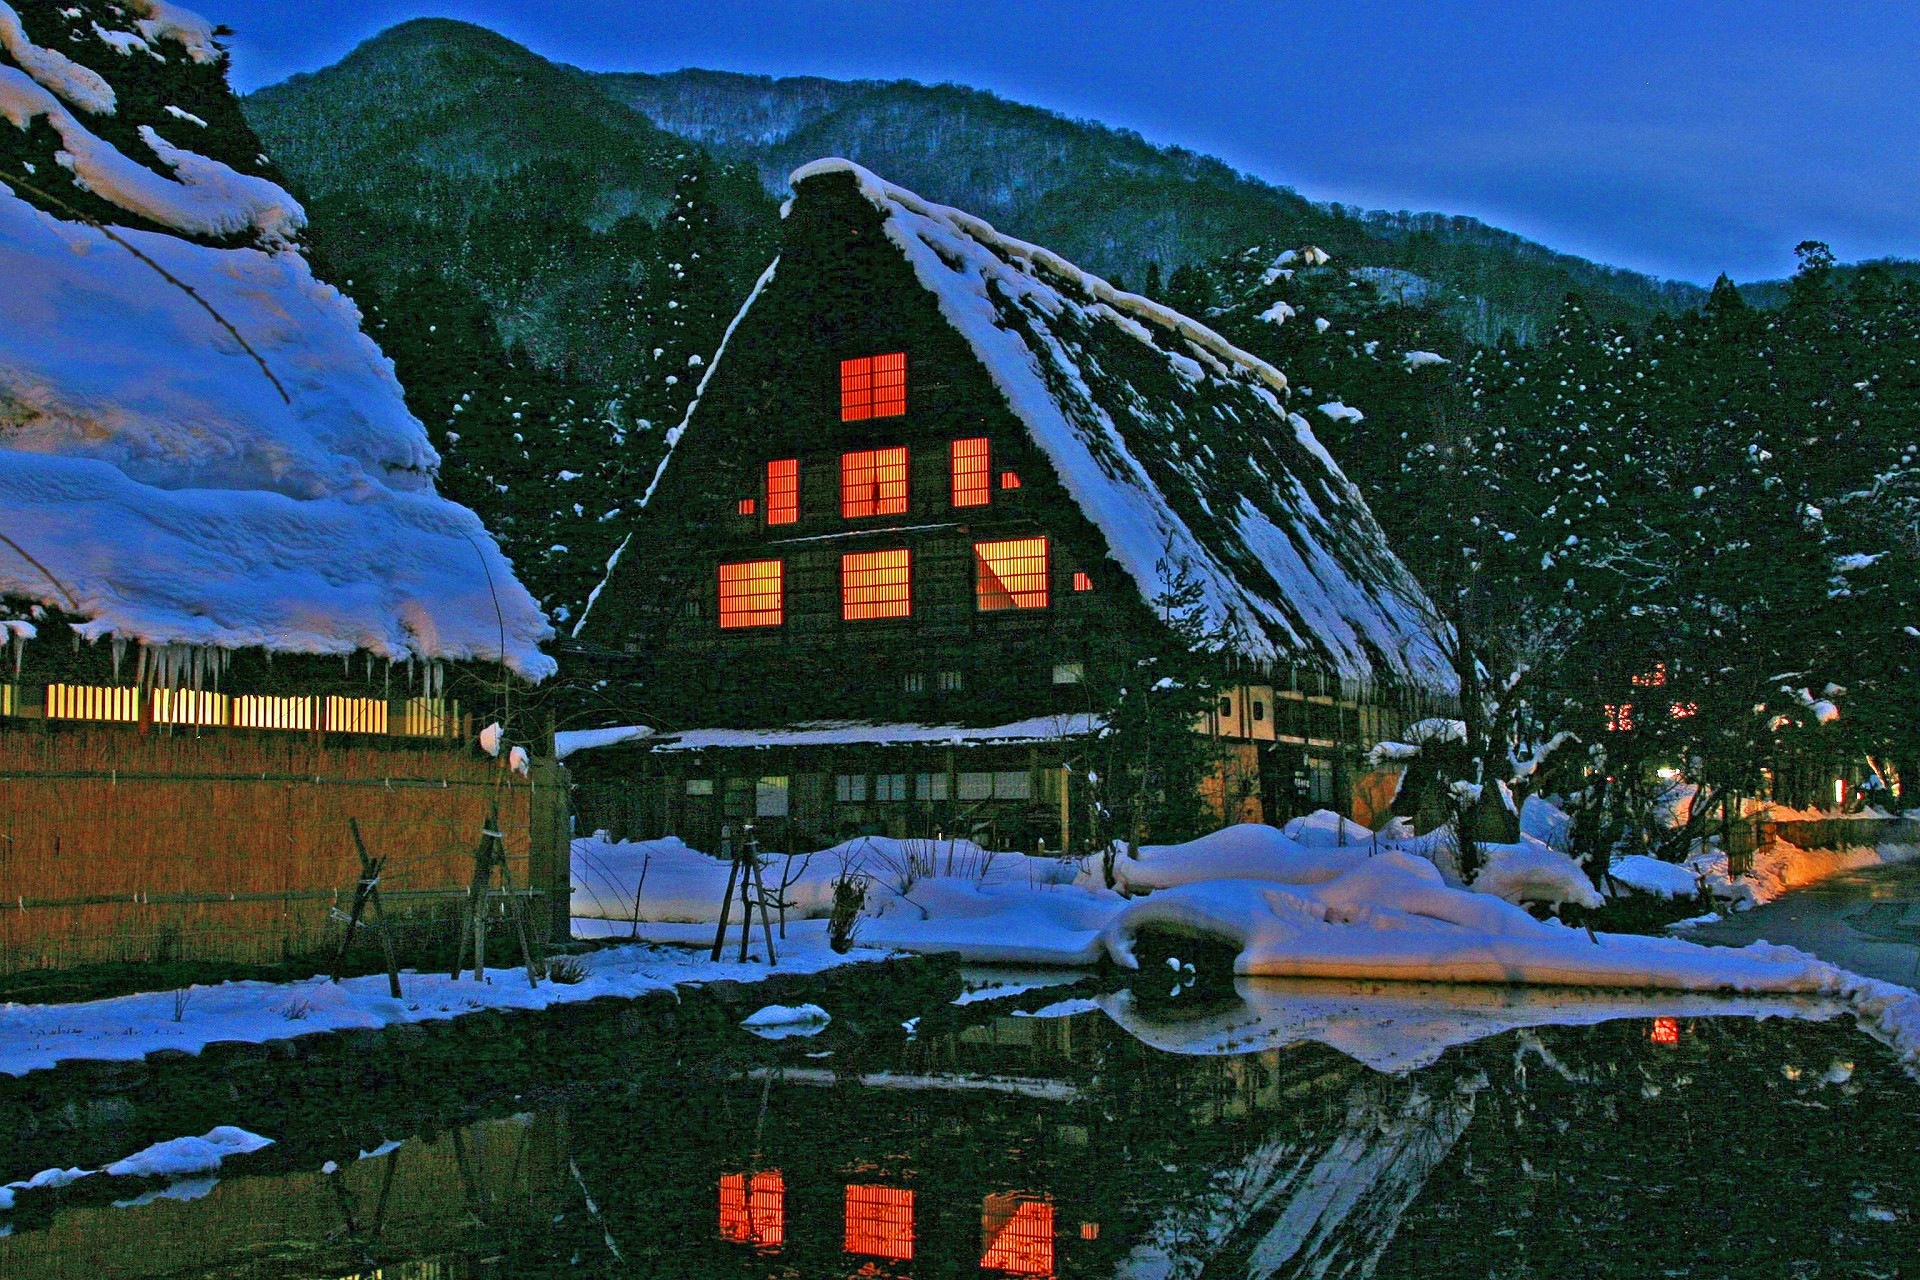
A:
[
  {"left": 842, "top": 548, "right": 912, "bottom": 620},
  {"left": 951, "top": 437, "right": 990, "bottom": 507},
  {"left": 766, "top": 458, "right": 799, "bottom": 525},
  {"left": 1604, "top": 703, "right": 1635, "bottom": 732},
  {"left": 719, "top": 1171, "right": 785, "bottom": 1246},
  {"left": 232, "top": 695, "right": 317, "bottom": 731},
  {"left": 981, "top": 1195, "right": 1055, "bottom": 1276},
  {"left": 719, "top": 560, "right": 784, "bottom": 629},
  {"left": 836, "top": 774, "right": 869, "bottom": 802},
  {"left": 845, "top": 1185, "right": 914, "bottom": 1260},
  {"left": 45, "top": 683, "right": 141, "bottom": 723},
  {"left": 840, "top": 351, "right": 907, "bottom": 421},
  {"left": 737, "top": 498, "right": 756, "bottom": 516},
  {"left": 975, "top": 537, "right": 1049, "bottom": 610},
  {"left": 400, "top": 697, "right": 459, "bottom": 738},
  {"left": 875, "top": 773, "right": 909, "bottom": 801},
  {"left": 152, "top": 687, "right": 228, "bottom": 727},
  {"left": 1072, "top": 570, "right": 1093, "bottom": 592},
  {"left": 841, "top": 447, "right": 908, "bottom": 518},
  {"left": 324, "top": 696, "right": 390, "bottom": 734},
  {"left": 999, "top": 470, "right": 1022, "bottom": 490}
]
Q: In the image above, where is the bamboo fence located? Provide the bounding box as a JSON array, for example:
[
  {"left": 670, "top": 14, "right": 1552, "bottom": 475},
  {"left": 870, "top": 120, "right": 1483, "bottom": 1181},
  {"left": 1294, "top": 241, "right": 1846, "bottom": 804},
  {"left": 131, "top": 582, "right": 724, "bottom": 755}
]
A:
[{"left": 0, "top": 727, "right": 569, "bottom": 974}]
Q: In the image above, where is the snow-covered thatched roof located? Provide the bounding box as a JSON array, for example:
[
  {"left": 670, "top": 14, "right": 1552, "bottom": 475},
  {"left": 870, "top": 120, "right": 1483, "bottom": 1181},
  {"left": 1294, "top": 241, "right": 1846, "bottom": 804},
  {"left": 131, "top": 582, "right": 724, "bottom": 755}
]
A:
[
  {"left": 0, "top": 2, "right": 553, "bottom": 679},
  {"left": 622, "top": 158, "right": 1449, "bottom": 692}
]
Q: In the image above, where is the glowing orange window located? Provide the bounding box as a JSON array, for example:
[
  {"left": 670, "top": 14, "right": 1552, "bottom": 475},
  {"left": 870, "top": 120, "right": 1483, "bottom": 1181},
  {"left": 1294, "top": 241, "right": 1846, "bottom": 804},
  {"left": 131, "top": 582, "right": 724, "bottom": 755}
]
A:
[
  {"left": 952, "top": 437, "right": 990, "bottom": 507},
  {"left": 840, "top": 352, "right": 907, "bottom": 421},
  {"left": 846, "top": 1185, "right": 914, "bottom": 1260},
  {"left": 976, "top": 537, "right": 1049, "bottom": 611},
  {"left": 999, "top": 470, "right": 1022, "bottom": 490},
  {"left": 720, "top": 1171, "right": 786, "bottom": 1246},
  {"left": 981, "top": 1195, "right": 1054, "bottom": 1276},
  {"left": 737, "top": 498, "right": 756, "bottom": 516},
  {"left": 766, "top": 458, "right": 798, "bottom": 525},
  {"left": 718, "top": 560, "right": 783, "bottom": 628},
  {"left": 842, "top": 447, "right": 908, "bottom": 518},
  {"left": 843, "top": 549, "right": 912, "bottom": 620},
  {"left": 1072, "top": 571, "right": 1093, "bottom": 593},
  {"left": 1604, "top": 703, "right": 1634, "bottom": 732},
  {"left": 1650, "top": 1017, "right": 1680, "bottom": 1045}
]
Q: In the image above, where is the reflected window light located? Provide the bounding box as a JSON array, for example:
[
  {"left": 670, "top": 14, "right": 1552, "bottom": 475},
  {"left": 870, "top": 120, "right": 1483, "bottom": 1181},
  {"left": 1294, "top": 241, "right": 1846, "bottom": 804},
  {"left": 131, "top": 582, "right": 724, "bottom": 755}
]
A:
[
  {"left": 981, "top": 1193, "right": 1054, "bottom": 1276},
  {"left": 846, "top": 1184, "right": 914, "bottom": 1260},
  {"left": 719, "top": 1171, "right": 785, "bottom": 1246},
  {"left": 1651, "top": 1017, "right": 1680, "bottom": 1045}
]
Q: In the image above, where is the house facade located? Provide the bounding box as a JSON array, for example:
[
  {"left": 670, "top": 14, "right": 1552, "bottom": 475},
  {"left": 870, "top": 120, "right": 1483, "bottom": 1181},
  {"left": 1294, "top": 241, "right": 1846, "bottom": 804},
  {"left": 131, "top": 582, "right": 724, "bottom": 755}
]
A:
[{"left": 571, "top": 160, "right": 1456, "bottom": 853}]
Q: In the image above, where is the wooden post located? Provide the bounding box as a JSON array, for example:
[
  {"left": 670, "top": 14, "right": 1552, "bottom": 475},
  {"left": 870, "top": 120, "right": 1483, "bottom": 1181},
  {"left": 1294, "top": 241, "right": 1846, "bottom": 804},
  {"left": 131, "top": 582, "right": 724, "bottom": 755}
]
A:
[{"left": 709, "top": 827, "right": 739, "bottom": 962}]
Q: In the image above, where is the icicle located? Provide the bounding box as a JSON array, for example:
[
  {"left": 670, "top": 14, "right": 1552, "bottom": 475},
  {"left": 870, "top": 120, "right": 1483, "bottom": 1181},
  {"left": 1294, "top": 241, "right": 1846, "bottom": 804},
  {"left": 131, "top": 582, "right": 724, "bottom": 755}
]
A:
[
  {"left": 134, "top": 642, "right": 148, "bottom": 688},
  {"left": 111, "top": 635, "right": 126, "bottom": 681},
  {"left": 342, "top": 652, "right": 350, "bottom": 676},
  {"left": 383, "top": 657, "right": 391, "bottom": 698}
]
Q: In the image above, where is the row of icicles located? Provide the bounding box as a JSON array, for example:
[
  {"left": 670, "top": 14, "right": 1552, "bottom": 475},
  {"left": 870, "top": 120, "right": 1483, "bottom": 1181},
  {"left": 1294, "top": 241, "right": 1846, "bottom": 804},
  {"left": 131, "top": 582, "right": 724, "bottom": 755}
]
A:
[{"left": 50, "top": 634, "right": 456, "bottom": 698}]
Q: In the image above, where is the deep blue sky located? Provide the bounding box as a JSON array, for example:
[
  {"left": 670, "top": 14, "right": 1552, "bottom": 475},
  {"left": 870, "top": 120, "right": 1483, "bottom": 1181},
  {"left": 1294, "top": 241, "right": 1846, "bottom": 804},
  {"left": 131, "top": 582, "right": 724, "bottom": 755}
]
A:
[{"left": 200, "top": 1, "right": 1920, "bottom": 285}]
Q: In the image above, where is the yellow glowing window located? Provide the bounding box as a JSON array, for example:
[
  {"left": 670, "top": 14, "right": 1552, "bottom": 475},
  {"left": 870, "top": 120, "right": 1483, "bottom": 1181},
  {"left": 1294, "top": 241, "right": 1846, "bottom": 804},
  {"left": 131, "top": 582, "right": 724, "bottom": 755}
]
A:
[
  {"left": 232, "top": 695, "right": 316, "bottom": 731},
  {"left": 999, "top": 470, "right": 1022, "bottom": 490},
  {"left": 975, "top": 537, "right": 1050, "bottom": 610},
  {"left": 45, "top": 683, "right": 140, "bottom": 723},
  {"left": 399, "top": 697, "right": 459, "bottom": 738},
  {"left": 152, "top": 687, "right": 228, "bottom": 727},
  {"left": 981, "top": 1195, "right": 1055, "bottom": 1276},
  {"left": 737, "top": 497, "right": 756, "bottom": 516},
  {"left": 842, "top": 549, "right": 912, "bottom": 620},
  {"left": 1072, "top": 570, "right": 1093, "bottom": 592},
  {"left": 766, "top": 458, "right": 799, "bottom": 525},
  {"left": 719, "top": 1171, "right": 785, "bottom": 1246},
  {"left": 845, "top": 1185, "right": 914, "bottom": 1260},
  {"left": 952, "top": 437, "right": 990, "bottom": 507},
  {"left": 324, "top": 695, "right": 390, "bottom": 734},
  {"left": 840, "top": 351, "right": 907, "bottom": 421},
  {"left": 719, "top": 560, "right": 784, "bottom": 628},
  {"left": 841, "top": 447, "right": 908, "bottom": 518}
]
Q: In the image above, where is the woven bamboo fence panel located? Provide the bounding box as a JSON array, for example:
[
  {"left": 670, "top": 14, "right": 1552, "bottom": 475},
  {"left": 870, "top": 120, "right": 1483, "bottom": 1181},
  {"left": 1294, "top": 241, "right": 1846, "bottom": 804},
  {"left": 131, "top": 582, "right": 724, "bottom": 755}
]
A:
[{"left": 0, "top": 727, "right": 567, "bottom": 974}]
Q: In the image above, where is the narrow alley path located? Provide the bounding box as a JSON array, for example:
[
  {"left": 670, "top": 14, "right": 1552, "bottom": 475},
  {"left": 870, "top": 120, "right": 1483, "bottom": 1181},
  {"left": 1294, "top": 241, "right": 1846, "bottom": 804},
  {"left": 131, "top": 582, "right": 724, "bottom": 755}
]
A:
[{"left": 1688, "top": 858, "right": 1920, "bottom": 987}]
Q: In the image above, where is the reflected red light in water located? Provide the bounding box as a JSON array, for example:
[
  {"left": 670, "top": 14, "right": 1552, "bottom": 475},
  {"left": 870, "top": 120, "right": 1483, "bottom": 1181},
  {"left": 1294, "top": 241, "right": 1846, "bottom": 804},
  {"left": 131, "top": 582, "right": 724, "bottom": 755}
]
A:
[
  {"left": 981, "top": 1194, "right": 1055, "bottom": 1275},
  {"left": 1651, "top": 1017, "right": 1681, "bottom": 1045},
  {"left": 846, "top": 1184, "right": 915, "bottom": 1260},
  {"left": 719, "top": 1171, "right": 785, "bottom": 1246}
]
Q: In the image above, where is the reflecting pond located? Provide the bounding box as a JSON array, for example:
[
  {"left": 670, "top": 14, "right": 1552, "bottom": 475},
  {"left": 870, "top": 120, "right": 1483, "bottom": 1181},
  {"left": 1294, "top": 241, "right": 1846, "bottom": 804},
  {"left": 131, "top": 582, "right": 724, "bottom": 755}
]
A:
[{"left": 1, "top": 971, "right": 1915, "bottom": 1279}]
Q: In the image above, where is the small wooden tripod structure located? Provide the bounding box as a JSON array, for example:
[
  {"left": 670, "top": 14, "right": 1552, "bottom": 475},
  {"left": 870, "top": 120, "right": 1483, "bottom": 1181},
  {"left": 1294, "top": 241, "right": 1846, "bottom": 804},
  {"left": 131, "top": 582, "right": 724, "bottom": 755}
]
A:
[
  {"left": 330, "top": 817, "right": 404, "bottom": 998},
  {"left": 709, "top": 824, "right": 778, "bottom": 965},
  {"left": 452, "top": 801, "right": 547, "bottom": 986}
]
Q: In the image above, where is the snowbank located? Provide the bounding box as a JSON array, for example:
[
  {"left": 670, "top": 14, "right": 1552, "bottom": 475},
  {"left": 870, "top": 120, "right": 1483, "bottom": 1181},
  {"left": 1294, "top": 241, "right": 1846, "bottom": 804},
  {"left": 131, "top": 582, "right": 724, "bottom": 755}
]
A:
[
  {"left": 859, "top": 876, "right": 1120, "bottom": 966},
  {"left": 1691, "top": 840, "right": 1920, "bottom": 909},
  {"left": 554, "top": 724, "right": 655, "bottom": 759},
  {"left": 104, "top": 1126, "right": 272, "bottom": 1178},
  {"left": 0, "top": 939, "right": 874, "bottom": 1079},
  {"left": 1609, "top": 854, "right": 1703, "bottom": 900},
  {"left": 1098, "top": 854, "right": 1846, "bottom": 992},
  {"left": 1090, "top": 823, "right": 1368, "bottom": 894},
  {"left": 1472, "top": 840, "right": 1603, "bottom": 910},
  {"left": 1282, "top": 809, "right": 1376, "bottom": 848}
]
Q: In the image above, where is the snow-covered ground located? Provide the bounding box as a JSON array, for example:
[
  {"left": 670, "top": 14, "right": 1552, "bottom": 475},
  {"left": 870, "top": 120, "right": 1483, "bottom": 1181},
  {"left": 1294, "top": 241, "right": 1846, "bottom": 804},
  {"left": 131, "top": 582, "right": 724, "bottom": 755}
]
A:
[
  {"left": 0, "top": 938, "right": 877, "bottom": 1079},
  {"left": 1690, "top": 839, "right": 1920, "bottom": 910}
]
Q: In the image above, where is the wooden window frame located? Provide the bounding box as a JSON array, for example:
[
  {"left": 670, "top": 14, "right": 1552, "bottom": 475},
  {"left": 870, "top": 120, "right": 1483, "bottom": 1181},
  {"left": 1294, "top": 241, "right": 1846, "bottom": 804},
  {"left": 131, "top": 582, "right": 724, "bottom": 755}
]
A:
[
  {"left": 841, "top": 447, "right": 909, "bottom": 518},
  {"left": 718, "top": 559, "right": 784, "bottom": 629},
  {"left": 951, "top": 436, "right": 990, "bottom": 507},
  {"left": 974, "top": 536, "right": 1050, "bottom": 611},
  {"left": 840, "top": 352, "right": 907, "bottom": 421},
  {"left": 841, "top": 548, "right": 912, "bottom": 621},
  {"left": 765, "top": 458, "right": 799, "bottom": 525}
]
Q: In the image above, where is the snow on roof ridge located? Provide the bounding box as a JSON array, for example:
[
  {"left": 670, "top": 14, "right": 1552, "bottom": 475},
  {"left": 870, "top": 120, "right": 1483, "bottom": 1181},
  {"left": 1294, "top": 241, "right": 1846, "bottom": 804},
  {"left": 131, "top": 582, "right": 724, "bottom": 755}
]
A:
[
  {"left": 790, "top": 158, "right": 1291, "bottom": 402},
  {"left": 0, "top": 1, "right": 116, "bottom": 114}
]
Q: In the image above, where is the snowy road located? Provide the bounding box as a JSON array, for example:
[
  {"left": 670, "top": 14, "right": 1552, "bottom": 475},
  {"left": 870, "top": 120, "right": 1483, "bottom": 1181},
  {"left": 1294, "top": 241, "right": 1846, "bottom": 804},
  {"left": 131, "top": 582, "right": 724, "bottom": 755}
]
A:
[{"left": 1690, "top": 858, "right": 1920, "bottom": 986}]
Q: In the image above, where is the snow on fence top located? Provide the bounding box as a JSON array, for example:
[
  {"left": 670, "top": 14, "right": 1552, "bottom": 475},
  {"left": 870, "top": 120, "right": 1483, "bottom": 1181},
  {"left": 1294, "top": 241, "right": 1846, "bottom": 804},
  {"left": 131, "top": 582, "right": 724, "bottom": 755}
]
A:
[
  {"left": 0, "top": 3, "right": 554, "bottom": 679},
  {"left": 787, "top": 158, "right": 1455, "bottom": 693}
]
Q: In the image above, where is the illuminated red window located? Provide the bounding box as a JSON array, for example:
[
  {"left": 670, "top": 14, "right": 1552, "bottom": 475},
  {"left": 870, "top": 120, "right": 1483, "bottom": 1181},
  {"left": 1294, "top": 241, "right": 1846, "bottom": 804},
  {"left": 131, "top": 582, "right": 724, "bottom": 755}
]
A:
[
  {"left": 720, "top": 1171, "right": 786, "bottom": 1246},
  {"left": 976, "top": 537, "right": 1049, "bottom": 611},
  {"left": 841, "top": 352, "right": 907, "bottom": 421},
  {"left": 766, "top": 459, "right": 798, "bottom": 525},
  {"left": 842, "top": 447, "right": 908, "bottom": 518},
  {"left": 1079, "top": 1222, "right": 1101, "bottom": 1241},
  {"left": 981, "top": 1195, "right": 1054, "bottom": 1276},
  {"left": 718, "top": 560, "right": 783, "bottom": 628},
  {"left": 737, "top": 498, "right": 756, "bottom": 516},
  {"left": 843, "top": 549, "right": 912, "bottom": 620},
  {"left": 1650, "top": 1016, "right": 1680, "bottom": 1045},
  {"left": 1071, "top": 571, "right": 1093, "bottom": 593},
  {"left": 846, "top": 1185, "right": 914, "bottom": 1260},
  {"left": 1604, "top": 703, "right": 1634, "bottom": 732},
  {"left": 952, "top": 437, "right": 990, "bottom": 507},
  {"left": 999, "top": 470, "right": 1022, "bottom": 490}
]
